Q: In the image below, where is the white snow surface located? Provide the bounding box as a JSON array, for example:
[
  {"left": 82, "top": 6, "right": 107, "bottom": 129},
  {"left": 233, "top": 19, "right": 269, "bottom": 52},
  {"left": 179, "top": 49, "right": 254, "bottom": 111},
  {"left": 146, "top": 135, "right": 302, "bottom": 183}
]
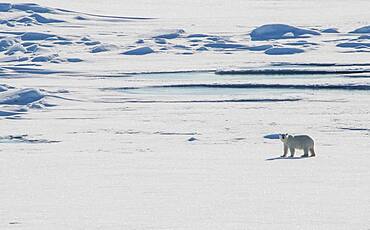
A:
[{"left": 1, "top": 1, "right": 370, "bottom": 230}]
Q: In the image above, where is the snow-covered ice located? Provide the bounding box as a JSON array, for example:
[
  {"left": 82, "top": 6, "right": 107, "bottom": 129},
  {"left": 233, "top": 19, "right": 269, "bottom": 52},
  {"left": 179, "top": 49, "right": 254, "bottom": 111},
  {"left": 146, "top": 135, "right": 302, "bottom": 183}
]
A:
[{"left": 1, "top": 1, "right": 370, "bottom": 230}]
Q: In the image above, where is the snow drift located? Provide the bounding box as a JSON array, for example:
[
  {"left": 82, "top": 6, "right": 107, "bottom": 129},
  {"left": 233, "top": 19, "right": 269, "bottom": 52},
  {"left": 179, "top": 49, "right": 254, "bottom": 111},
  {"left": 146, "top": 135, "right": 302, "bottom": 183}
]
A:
[
  {"left": 350, "top": 25, "right": 370, "bottom": 34},
  {"left": 122, "top": 47, "right": 154, "bottom": 55},
  {"left": 0, "top": 88, "right": 44, "bottom": 105}
]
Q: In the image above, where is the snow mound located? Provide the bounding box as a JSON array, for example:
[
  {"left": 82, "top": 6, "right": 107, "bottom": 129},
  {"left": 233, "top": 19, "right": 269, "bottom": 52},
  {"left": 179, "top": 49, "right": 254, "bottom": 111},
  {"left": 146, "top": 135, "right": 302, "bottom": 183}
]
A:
[
  {"left": 264, "top": 47, "right": 304, "bottom": 55},
  {"left": 66, "top": 58, "right": 83, "bottom": 62},
  {"left": 20, "top": 32, "right": 57, "bottom": 41},
  {"left": 250, "top": 24, "right": 320, "bottom": 41},
  {"left": 321, "top": 28, "right": 339, "bottom": 33},
  {"left": 153, "top": 29, "right": 185, "bottom": 39},
  {"left": 0, "top": 3, "right": 11, "bottom": 12},
  {"left": 0, "top": 110, "right": 21, "bottom": 117},
  {"left": 12, "top": 3, "right": 52, "bottom": 13},
  {"left": 122, "top": 47, "right": 154, "bottom": 55},
  {"left": 358, "top": 35, "right": 370, "bottom": 40},
  {"left": 81, "top": 37, "right": 92, "bottom": 42},
  {"left": 0, "top": 38, "right": 15, "bottom": 52},
  {"left": 84, "top": 41, "right": 101, "bottom": 46},
  {"left": 136, "top": 39, "right": 144, "bottom": 44},
  {"left": 154, "top": 38, "right": 166, "bottom": 44},
  {"left": 246, "top": 45, "right": 273, "bottom": 51},
  {"left": 0, "top": 19, "right": 14, "bottom": 27},
  {"left": 188, "top": 137, "right": 198, "bottom": 142},
  {"left": 0, "top": 85, "right": 9, "bottom": 92},
  {"left": 29, "top": 13, "right": 64, "bottom": 23},
  {"left": 187, "top": 34, "right": 209, "bottom": 38},
  {"left": 15, "top": 16, "right": 36, "bottom": 25},
  {"left": 74, "top": 16, "right": 88, "bottom": 20},
  {"left": 284, "top": 41, "right": 318, "bottom": 46},
  {"left": 173, "top": 44, "right": 190, "bottom": 49},
  {"left": 31, "top": 54, "right": 58, "bottom": 62},
  {"left": 5, "top": 44, "right": 27, "bottom": 55},
  {"left": 90, "top": 44, "right": 112, "bottom": 53},
  {"left": 25, "top": 44, "right": 41, "bottom": 53},
  {"left": 0, "top": 88, "right": 44, "bottom": 105},
  {"left": 350, "top": 25, "right": 370, "bottom": 34},
  {"left": 196, "top": 47, "right": 208, "bottom": 51},
  {"left": 53, "top": 41, "right": 73, "bottom": 45},
  {"left": 336, "top": 42, "right": 370, "bottom": 48}
]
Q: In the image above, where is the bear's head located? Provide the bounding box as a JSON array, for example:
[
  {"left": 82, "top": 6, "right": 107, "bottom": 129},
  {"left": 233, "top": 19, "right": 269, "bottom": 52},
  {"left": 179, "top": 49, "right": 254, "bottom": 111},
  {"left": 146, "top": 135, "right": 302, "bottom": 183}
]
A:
[{"left": 279, "top": 133, "right": 289, "bottom": 142}]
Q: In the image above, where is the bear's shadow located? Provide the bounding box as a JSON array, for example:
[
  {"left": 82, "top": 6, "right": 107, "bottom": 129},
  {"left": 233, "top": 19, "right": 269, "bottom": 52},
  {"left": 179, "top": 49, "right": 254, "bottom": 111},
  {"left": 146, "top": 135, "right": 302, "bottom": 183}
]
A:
[{"left": 265, "top": 156, "right": 314, "bottom": 161}]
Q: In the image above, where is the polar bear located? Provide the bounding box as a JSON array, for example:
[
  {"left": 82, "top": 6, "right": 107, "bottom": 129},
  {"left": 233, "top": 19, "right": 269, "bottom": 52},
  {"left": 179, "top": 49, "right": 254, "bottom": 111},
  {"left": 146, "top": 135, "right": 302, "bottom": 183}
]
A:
[{"left": 279, "top": 133, "right": 316, "bottom": 157}]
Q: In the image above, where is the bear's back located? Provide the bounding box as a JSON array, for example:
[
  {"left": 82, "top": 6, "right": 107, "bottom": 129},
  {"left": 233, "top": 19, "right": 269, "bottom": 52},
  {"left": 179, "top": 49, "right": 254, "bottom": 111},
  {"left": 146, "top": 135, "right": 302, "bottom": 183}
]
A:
[{"left": 287, "top": 135, "right": 314, "bottom": 149}]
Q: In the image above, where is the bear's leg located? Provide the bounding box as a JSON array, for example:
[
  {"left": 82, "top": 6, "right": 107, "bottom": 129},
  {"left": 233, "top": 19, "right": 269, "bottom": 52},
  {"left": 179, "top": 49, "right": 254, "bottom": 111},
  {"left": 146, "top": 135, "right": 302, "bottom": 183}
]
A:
[
  {"left": 282, "top": 144, "right": 288, "bottom": 157},
  {"left": 302, "top": 148, "right": 309, "bottom": 157},
  {"left": 310, "top": 147, "right": 316, "bottom": 157},
  {"left": 289, "top": 148, "right": 295, "bottom": 157}
]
